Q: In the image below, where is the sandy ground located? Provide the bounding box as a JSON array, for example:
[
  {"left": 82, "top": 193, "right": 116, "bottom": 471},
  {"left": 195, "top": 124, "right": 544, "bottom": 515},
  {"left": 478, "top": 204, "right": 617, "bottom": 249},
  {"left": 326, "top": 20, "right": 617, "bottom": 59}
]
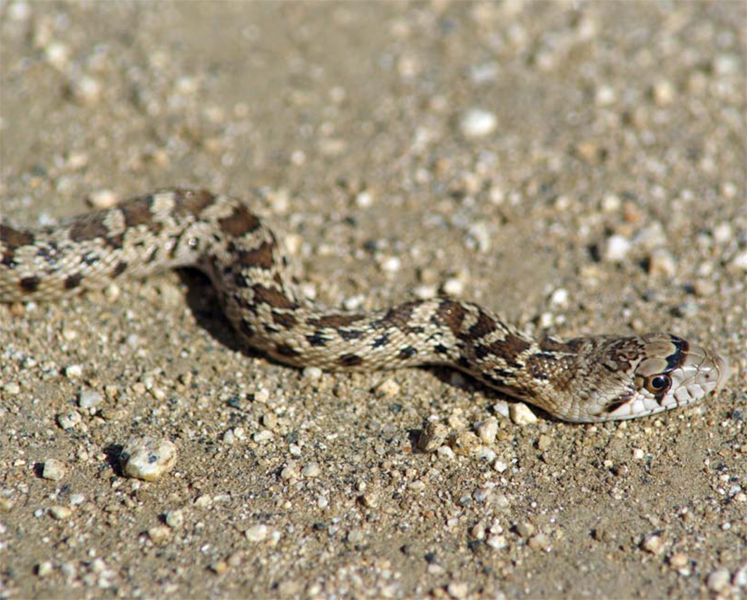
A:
[{"left": 1, "top": 2, "right": 745, "bottom": 599}]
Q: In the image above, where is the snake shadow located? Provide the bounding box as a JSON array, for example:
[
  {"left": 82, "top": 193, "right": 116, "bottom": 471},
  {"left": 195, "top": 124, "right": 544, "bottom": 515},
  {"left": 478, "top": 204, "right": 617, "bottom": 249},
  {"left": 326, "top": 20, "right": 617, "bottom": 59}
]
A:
[{"left": 177, "top": 269, "right": 561, "bottom": 423}]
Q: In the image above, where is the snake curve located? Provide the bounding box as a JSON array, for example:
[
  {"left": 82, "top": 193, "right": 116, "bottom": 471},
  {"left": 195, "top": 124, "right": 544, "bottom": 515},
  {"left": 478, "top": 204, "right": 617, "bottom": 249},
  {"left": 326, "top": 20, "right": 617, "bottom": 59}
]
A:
[{"left": 0, "top": 188, "right": 730, "bottom": 422}]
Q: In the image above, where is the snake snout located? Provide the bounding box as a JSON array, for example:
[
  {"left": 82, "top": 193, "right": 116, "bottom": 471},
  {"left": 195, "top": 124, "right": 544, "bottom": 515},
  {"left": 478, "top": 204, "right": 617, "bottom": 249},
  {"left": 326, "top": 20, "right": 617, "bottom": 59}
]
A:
[{"left": 684, "top": 344, "right": 731, "bottom": 398}]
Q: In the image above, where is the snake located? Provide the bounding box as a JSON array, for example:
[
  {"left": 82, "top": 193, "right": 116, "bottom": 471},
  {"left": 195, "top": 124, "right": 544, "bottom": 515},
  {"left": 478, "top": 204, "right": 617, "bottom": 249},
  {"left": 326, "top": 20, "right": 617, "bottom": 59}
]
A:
[{"left": 0, "top": 188, "right": 730, "bottom": 422}]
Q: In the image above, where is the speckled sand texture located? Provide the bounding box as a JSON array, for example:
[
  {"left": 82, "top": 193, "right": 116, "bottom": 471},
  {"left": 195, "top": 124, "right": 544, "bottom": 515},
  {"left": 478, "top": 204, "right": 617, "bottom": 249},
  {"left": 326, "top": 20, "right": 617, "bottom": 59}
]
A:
[{"left": 1, "top": 2, "right": 745, "bottom": 599}]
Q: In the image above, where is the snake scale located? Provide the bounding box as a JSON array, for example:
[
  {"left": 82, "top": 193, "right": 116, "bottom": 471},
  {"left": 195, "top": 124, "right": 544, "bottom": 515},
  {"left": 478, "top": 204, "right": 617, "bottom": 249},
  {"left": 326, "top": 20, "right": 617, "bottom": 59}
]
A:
[{"left": 0, "top": 188, "right": 730, "bottom": 422}]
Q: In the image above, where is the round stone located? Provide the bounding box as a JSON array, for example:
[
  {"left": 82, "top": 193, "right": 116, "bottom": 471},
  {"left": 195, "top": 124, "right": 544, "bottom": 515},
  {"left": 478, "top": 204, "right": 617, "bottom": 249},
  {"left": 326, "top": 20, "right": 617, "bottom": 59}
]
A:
[{"left": 121, "top": 436, "right": 177, "bottom": 481}]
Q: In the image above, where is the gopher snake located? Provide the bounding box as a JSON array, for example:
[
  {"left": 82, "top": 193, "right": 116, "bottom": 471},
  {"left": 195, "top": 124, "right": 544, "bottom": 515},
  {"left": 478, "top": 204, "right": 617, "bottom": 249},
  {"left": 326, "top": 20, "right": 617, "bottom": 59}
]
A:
[{"left": 0, "top": 189, "right": 730, "bottom": 422}]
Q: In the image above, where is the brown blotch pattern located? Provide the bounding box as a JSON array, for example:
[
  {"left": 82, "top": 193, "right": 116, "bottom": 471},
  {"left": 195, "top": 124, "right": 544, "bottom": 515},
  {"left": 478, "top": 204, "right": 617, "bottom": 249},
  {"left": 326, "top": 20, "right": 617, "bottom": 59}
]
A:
[
  {"left": 236, "top": 241, "right": 276, "bottom": 270},
  {"left": 435, "top": 299, "right": 468, "bottom": 336},
  {"left": 0, "top": 224, "right": 34, "bottom": 249},
  {"left": 218, "top": 204, "right": 261, "bottom": 238},
  {"left": 308, "top": 314, "right": 365, "bottom": 328},
  {"left": 252, "top": 285, "right": 298, "bottom": 309}
]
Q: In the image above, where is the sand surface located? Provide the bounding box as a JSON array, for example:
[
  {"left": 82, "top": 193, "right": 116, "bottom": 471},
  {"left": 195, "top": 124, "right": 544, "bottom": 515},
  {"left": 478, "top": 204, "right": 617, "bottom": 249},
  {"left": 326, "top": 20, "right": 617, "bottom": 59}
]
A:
[{"left": 1, "top": 2, "right": 745, "bottom": 598}]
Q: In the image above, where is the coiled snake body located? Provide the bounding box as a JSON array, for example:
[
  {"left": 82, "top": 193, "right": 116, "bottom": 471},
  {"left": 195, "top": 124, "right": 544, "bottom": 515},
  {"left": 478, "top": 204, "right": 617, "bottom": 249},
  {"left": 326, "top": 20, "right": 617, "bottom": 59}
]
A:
[{"left": 0, "top": 189, "right": 730, "bottom": 422}]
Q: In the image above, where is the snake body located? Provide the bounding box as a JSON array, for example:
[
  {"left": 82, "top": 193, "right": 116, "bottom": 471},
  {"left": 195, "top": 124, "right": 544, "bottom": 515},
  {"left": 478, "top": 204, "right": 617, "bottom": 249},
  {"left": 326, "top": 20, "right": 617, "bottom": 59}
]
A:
[{"left": 0, "top": 189, "right": 730, "bottom": 422}]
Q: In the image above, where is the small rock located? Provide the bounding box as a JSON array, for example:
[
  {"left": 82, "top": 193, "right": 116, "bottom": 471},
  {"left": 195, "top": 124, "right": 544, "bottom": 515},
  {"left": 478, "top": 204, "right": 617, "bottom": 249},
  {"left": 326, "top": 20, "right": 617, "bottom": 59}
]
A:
[
  {"left": 733, "top": 564, "right": 747, "bottom": 587},
  {"left": 88, "top": 189, "right": 118, "bottom": 209},
  {"left": 460, "top": 108, "right": 497, "bottom": 138},
  {"left": 418, "top": 422, "right": 449, "bottom": 452},
  {"left": 509, "top": 403, "right": 537, "bottom": 425},
  {"left": 165, "top": 509, "right": 184, "bottom": 528},
  {"left": 121, "top": 436, "right": 177, "bottom": 481},
  {"left": 442, "top": 277, "right": 465, "bottom": 296},
  {"left": 651, "top": 80, "right": 675, "bottom": 105},
  {"left": 537, "top": 434, "right": 552, "bottom": 452},
  {"left": 42, "top": 459, "right": 66, "bottom": 481},
  {"left": 374, "top": 379, "right": 400, "bottom": 398},
  {"left": 729, "top": 251, "right": 747, "bottom": 271},
  {"left": 641, "top": 533, "right": 665, "bottom": 555},
  {"left": 302, "top": 462, "right": 321, "bottom": 478},
  {"left": 49, "top": 505, "right": 72, "bottom": 520},
  {"left": 245, "top": 524, "right": 268, "bottom": 542},
  {"left": 69, "top": 74, "right": 102, "bottom": 105},
  {"left": 450, "top": 430, "right": 480, "bottom": 456},
  {"left": 603, "top": 235, "right": 632, "bottom": 262},
  {"left": 707, "top": 568, "right": 731, "bottom": 593},
  {"left": 493, "top": 401, "right": 510, "bottom": 418},
  {"left": 78, "top": 388, "right": 104, "bottom": 410},
  {"left": 516, "top": 521, "right": 536, "bottom": 538},
  {"left": 194, "top": 495, "right": 212, "bottom": 508},
  {"left": 447, "top": 581, "right": 469, "bottom": 599},
  {"left": 476, "top": 417, "right": 498, "bottom": 444},
  {"left": 2, "top": 382, "right": 21, "bottom": 395},
  {"left": 647, "top": 248, "right": 676, "bottom": 277},
  {"left": 347, "top": 529, "right": 365, "bottom": 544},
  {"left": 669, "top": 552, "right": 688, "bottom": 569},
  {"left": 57, "top": 410, "right": 82, "bottom": 430},
  {"left": 64, "top": 364, "right": 83, "bottom": 379},
  {"left": 487, "top": 535, "right": 507, "bottom": 550},
  {"left": 528, "top": 533, "right": 551, "bottom": 551},
  {"left": 210, "top": 561, "right": 229, "bottom": 575},
  {"left": 148, "top": 525, "right": 171, "bottom": 543},
  {"left": 37, "top": 561, "right": 54, "bottom": 577},
  {"left": 493, "top": 459, "right": 508, "bottom": 473}
]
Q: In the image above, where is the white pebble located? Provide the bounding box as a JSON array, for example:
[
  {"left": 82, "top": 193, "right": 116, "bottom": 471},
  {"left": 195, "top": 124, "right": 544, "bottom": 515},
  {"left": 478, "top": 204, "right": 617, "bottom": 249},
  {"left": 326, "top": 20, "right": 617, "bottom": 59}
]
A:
[
  {"left": 733, "top": 564, "right": 747, "bottom": 587},
  {"left": 302, "top": 462, "right": 321, "bottom": 478},
  {"left": 165, "top": 509, "right": 184, "bottom": 528},
  {"left": 49, "top": 505, "right": 72, "bottom": 520},
  {"left": 413, "top": 284, "right": 438, "bottom": 300},
  {"left": 549, "top": 288, "right": 569, "bottom": 307},
  {"left": 3, "top": 382, "right": 21, "bottom": 395},
  {"left": 37, "top": 561, "right": 54, "bottom": 578},
  {"left": 647, "top": 249, "right": 677, "bottom": 277},
  {"left": 121, "top": 437, "right": 177, "bottom": 481},
  {"left": 380, "top": 256, "right": 401, "bottom": 273},
  {"left": 604, "top": 235, "right": 632, "bottom": 262},
  {"left": 729, "top": 251, "right": 747, "bottom": 271},
  {"left": 355, "top": 191, "right": 373, "bottom": 208},
  {"left": 476, "top": 417, "right": 498, "bottom": 444},
  {"left": 42, "top": 459, "right": 66, "bottom": 481},
  {"left": 460, "top": 108, "right": 497, "bottom": 138},
  {"left": 148, "top": 525, "right": 171, "bottom": 543},
  {"left": 302, "top": 366, "right": 323, "bottom": 380},
  {"left": 88, "top": 189, "right": 118, "bottom": 209},
  {"left": 65, "top": 364, "right": 83, "bottom": 379},
  {"left": 245, "top": 524, "right": 268, "bottom": 542},
  {"left": 70, "top": 75, "right": 102, "bottom": 105},
  {"left": 641, "top": 533, "right": 664, "bottom": 555},
  {"left": 632, "top": 448, "right": 645, "bottom": 460},
  {"left": 493, "top": 459, "right": 508, "bottom": 473},
  {"left": 707, "top": 568, "right": 731, "bottom": 593},
  {"left": 78, "top": 388, "right": 103, "bottom": 409},
  {"left": 442, "top": 277, "right": 465, "bottom": 296},
  {"left": 447, "top": 581, "right": 469, "bottom": 599},
  {"left": 253, "top": 430, "right": 274, "bottom": 443},
  {"left": 57, "top": 410, "right": 81, "bottom": 430},
  {"left": 487, "top": 535, "right": 507, "bottom": 550},
  {"left": 509, "top": 403, "right": 537, "bottom": 425},
  {"left": 492, "top": 401, "right": 510, "bottom": 418},
  {"left": 374, "top": 378, "right": 400, "bottom": 398}
]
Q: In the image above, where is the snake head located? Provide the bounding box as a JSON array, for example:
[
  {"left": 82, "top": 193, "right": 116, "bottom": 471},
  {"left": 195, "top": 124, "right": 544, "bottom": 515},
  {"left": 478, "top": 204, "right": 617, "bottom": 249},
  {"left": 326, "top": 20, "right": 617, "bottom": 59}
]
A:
[{"left": 592, "top": 333, "right": 730, "bottom": 422}]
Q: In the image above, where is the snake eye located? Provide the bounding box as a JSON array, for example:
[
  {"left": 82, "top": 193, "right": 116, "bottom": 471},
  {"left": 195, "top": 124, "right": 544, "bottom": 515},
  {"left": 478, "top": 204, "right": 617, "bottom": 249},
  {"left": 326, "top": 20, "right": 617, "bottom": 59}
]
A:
[{"left": 645, "top": 374, "right": 671, "bottom": 394}]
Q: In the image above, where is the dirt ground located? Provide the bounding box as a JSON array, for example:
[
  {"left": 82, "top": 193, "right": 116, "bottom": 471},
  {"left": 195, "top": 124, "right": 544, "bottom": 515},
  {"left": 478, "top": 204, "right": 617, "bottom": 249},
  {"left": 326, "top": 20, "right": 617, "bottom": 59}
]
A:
[{"left": 1, "top": 2, "right": 745, "bottom": 599}]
